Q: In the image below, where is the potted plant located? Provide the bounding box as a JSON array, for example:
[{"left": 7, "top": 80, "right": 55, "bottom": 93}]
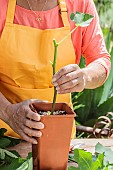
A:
[{"left": 31, "top": 12, "right": 94, "bottom": 170}]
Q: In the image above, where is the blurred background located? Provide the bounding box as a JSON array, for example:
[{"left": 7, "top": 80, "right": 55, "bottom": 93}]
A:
[{"left": 73, "top": 0, "right": 113, "bottom": 139}]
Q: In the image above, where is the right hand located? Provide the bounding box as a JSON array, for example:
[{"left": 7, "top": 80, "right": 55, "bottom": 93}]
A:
[{"left": 5, "top": 99, "right": 45, "bottom": 144}]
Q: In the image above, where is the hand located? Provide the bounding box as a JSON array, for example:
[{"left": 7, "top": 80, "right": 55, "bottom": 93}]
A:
[
  {"left": 5, "top": 99, "right": 45, "bottom": 144},
  {"left": 52, "top": 64, "right": 86, "bottom": 94}
]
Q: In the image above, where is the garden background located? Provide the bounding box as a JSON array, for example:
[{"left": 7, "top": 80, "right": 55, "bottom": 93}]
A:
[{"left": 73, "top": 0, "right": 113, "bottom": 139}]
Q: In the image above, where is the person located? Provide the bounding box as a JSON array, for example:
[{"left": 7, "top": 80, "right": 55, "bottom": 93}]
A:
[{"left": 0, "top": 0, "right": 111, "bottom": 145}]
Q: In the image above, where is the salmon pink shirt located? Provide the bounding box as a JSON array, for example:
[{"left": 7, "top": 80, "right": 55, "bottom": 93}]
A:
[{"left": 0, "top": 0, "right": 111, "bottom": 76}]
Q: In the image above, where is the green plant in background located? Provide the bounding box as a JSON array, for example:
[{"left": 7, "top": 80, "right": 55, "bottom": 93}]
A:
[
  {"left": 51, "top": 12, "right": 94, "bottom": 114},
  {"left": 68, "top": 142, "right": 113, "bottom": 170},
  {"left": 94, "top": 0, "right": 113, "bottom": 33},
  {"left": 72, "top": 29, "right": 113, "bottom": 133},
  {"left": 0, "top": 128, "right": 32, "bottom": 170}
]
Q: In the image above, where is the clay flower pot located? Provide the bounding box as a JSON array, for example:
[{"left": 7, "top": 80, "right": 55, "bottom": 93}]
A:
[{"left": 32, "top": 102, "right": 75, "bottom": 170}]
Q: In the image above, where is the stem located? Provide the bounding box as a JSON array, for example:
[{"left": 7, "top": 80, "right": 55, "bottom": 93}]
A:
[
  {"left": 51, "top": 39, "right": 58, "bottom": 115},
  {"left": 58, "top": 26, "right": 78, "bottom": 45},
  {"left": 51, "top": 26, "right": 79, "bottom": 114}
]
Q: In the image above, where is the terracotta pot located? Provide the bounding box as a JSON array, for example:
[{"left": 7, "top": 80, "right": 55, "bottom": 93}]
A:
[{"left": 32, "top": 102, "right": 75, "bottom": 170}]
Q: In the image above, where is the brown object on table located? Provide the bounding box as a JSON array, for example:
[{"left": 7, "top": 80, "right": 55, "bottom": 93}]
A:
[{"left": 32, "top": 102, "right": 75, "bottom": 170}]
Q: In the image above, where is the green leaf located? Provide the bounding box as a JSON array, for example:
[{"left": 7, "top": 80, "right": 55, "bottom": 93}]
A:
[
  {"left": 105, "top": 29, "right": 112, "bottom": 52},
  {"left": 27, "top": 157, "right": 33, "bottom": 170},
  {"left": 4, "top": 136, "right": 21, "bottom": 147},
  {"left": 68, "top": 154, "right": 75, "bottom": 162},
  {"left": 108, "top": 166, "right": 113, "bottom": 170},
  {"left": 27, "top": 152, "right": 32, "bottom": 159},
  {"left": 93, "top": 153, "right": 104, "bottom": 169},
  {"left": 72, "top": 148, "right": 104, "bottom": 170},
  {"left": 97, "top": 96, "right": 113, "bottom": 116},
  {"left": 0, "top": 149, "right": 5, "bottom": 160},
  {"left": 79, "top": 56, "right": 86, "bottom": 68},
  {"left": 16, "top": 160, "right": 28, "bottom": 170},
  {"left": 102, "top": 168, "right": 108, "bottom": 170},
  {"left": 0, "top": 148, "right": 18, "bottom": 160},
  {"left": 0, "top": 138, "right": 11, "bottom": 148},
  {"left": 68, "top": 166, "right": 76, "bottom": 170},
  {"left": 0, "top": 150, "right": 32, "bottom": 170},
  {"left": 95, "top": 143, "right": 113, "bottom": 166},
  {"left": 0, "top": 129, "right": 7, "bottom": 137},
  {"left": 9, "top": 150, "right": 20, "bottom": 157},
  {"left": 72, "top": 89, "right": 93, "bottom": 123},
  {"left": 0, "top": 158, "right": 26, "bottom": 170},
  {"left": 89, "top": 86, "right": 104, "bottom": 119},
  {"left": 27, "top": 152, "right": 33, "bottom": 170},
  {"left": 70, "top": 12, "right": 94, "bottom": 27},
  {"left": 75, "top": 149, "right": 92, "bottom": 169},
  {"left": 99, "top": 47, "right": 113, "bottom": 105},
  {"left": 95, "top": 143, "right": 106, "bottom": 154}
]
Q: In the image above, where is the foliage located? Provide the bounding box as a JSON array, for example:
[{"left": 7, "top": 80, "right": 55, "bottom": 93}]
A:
[
  {"left": 94, "top": 0, "right": 113, "bottom": 32},
  {"left": 70, "top": 12, "right": 93, "bottom": 27},
  {"left": 0, "top": 128, "right": 32, "bottom": 170},
  {"left": 72, "top": 29, "right": 113, "bottom": 129},
  {"left": 68, "top": 143, "right": 113, "bottom": 170}
]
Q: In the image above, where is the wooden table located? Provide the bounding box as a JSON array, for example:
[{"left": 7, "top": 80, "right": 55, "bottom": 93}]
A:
[{"left": 8, "top": 138, "right": 113, "bottom": 168}]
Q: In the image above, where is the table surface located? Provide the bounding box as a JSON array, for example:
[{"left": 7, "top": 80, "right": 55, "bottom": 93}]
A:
[{"left": 8, "top": 138, "right": 113, "bottom": 168}]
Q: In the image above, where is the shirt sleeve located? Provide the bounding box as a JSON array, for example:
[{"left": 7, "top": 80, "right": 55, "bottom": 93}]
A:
[
  {"left": 0, "top": 0, "right": 8, "bottom": 37},
  {"left": 81, "top": 0, "right": 111, "bottom": 77}
]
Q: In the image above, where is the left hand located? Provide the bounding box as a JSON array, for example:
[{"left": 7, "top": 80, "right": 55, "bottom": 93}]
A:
[{"left": 52, "top": 64, "right": 86, "bottom": 94}]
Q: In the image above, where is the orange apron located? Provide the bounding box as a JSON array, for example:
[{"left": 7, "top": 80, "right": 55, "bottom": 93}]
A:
[{"left": 0, "top": 0, "right": 76, "bottom": 138}]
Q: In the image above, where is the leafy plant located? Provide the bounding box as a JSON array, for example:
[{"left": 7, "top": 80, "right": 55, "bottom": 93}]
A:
[
  {"left": 51, "top": 12, "right": 94, "bottom": 114},
  {"left": 68, "top": 142, "right": 113, "bottom": 170},
  {"left": 0, "top": 128, "right": 32, "bottom": 170}
]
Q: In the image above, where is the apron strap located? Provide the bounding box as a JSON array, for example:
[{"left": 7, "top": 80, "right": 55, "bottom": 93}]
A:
[
  {"left": 6, "top": 0, "right": 69, "bottom": 27},
  {"left": 58, "top": 0, "right": 70, "bottom": 27},
  {"left": 6, "top": 0, "right": 16, "bottom": 24}
]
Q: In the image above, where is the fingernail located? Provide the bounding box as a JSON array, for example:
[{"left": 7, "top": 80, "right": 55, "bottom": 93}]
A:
[
  {"left": 33, "top": 141, "right": 38, "bottom": 144},
  {"left": 54, "top": 83, "right": 58, "bottom": 87},
  {"left": 40, "top": 124, "right": 44, "bottom": 129}
]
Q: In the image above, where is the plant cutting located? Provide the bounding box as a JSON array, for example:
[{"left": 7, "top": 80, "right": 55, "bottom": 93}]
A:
[{"left": 31, "top": 12, "right": 94, "bottom": 170}]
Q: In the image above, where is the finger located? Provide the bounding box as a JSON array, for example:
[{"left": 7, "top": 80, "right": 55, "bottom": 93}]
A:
[
  {"left": 56, "top": 78, "right": 80, "bottom": 92},
  {"left": 53, "top": 71, "right": 79, "bottom": 86},
  {"left": 25, "top": 107, "right": 41, "bottom": 121},
  {"left": 10, "top": 123, "right": 37, "bottom": 144},
  {"left": 31, "top": 99, "right": 48, "bottom": 103},
  {"left": 53, "top": 69, "right": 82, "bottom": 87},
  {"left": 24, "top": 119, "right": 44, "bottom": 129},
  {"left": 52, "top": 64, "right": 79, "bottom": 83},
  {"left": 58, "top": 83, "right": 84, "bottom": 94},
  {"left": 18, "top": 129, "right": 38, "bottom": 144},
  {"left": 23, "top": 125, "right": 42, "bottom": 137}
]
